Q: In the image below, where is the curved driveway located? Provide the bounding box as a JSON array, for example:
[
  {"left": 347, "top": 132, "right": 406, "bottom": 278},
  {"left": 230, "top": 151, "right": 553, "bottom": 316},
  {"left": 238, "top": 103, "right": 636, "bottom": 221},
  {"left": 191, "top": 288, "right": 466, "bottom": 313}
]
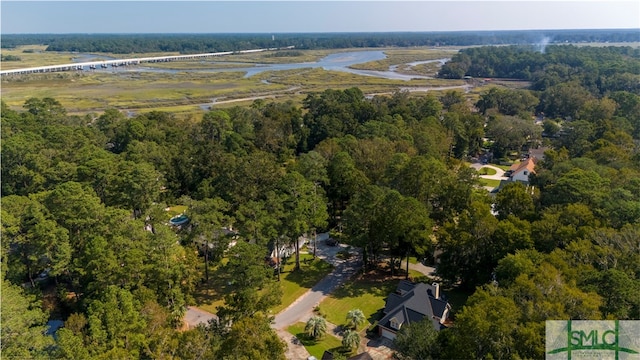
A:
[
  {"left": 469, "top": 163, "right": 507, "bottom": 180},
  {"left": 273, "top": 234, "right": 362, "bottom": 329}
]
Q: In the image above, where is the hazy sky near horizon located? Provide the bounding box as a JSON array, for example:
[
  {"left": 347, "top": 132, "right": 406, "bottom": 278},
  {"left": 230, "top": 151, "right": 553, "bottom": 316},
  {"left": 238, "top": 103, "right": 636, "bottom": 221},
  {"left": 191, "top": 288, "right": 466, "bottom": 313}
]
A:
[{"left": 1, "top": 1, "right": 639, "bottom": 34}]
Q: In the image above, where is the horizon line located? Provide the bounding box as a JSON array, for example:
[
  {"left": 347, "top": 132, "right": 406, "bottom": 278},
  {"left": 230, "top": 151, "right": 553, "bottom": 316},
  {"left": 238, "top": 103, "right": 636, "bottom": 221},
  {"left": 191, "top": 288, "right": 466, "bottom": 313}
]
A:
[{"left": 3, "top": 28, "right": 640, "bottom": 35}]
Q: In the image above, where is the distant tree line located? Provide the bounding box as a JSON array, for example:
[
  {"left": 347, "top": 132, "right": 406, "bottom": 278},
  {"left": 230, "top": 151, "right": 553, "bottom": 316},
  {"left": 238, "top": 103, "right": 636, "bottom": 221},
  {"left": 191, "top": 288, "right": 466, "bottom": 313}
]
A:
[
  {"left": 439, "top": 44, "right": 640, "bottom": 95},
  {"left": 1, "top": 29, "right": 639, "bottom": 53}
]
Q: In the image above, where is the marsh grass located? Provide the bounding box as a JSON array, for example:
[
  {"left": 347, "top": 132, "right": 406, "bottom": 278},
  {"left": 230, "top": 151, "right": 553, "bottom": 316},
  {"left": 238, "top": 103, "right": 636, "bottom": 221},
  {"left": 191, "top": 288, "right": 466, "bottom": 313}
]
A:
[
  {"left": 141, "top": 61, "right": 258, "bottom": 70},
  {"left": 2, "top": 47, "right": 468, "bottom": 117}
]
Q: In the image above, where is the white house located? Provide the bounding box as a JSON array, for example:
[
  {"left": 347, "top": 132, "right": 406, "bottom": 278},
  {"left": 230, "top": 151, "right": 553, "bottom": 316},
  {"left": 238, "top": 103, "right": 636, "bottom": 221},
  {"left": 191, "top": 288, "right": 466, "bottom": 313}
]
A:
[{"left": 508, "top": 157, "right": 537, "bottom": 184}]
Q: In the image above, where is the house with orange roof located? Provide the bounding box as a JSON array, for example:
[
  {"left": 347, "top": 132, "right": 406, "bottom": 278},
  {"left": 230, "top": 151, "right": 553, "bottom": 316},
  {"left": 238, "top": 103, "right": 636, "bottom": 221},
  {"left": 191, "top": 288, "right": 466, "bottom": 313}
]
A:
[{"left": 508, "top": 157, "right": 537, "bottom": 183}]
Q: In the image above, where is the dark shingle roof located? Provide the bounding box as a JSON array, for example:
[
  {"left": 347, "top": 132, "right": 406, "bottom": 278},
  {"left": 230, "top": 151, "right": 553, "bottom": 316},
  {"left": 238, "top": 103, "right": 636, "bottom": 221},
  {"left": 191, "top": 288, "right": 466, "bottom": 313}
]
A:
[
  {"left": 379, "top": 281, "right": 450, "bottom": 332},
  {"left": 348, "top": 353, "right": 374, "bottom": 360},
  {"left": 321, "top": 351, "right": 334, "bottom": 360}
]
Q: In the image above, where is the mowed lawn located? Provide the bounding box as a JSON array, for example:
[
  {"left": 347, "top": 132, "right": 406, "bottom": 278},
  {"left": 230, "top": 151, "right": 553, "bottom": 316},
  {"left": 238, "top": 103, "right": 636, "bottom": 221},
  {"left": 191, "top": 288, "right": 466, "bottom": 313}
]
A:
[
  {"left": 318, "top": 276, "right": 398, "bottom": 329},
  {"left": 287, "top": 322, "right": 346, "bottom": 360},
  {"left": 479, "top": 178, "right": 502, "bottom": 188}
]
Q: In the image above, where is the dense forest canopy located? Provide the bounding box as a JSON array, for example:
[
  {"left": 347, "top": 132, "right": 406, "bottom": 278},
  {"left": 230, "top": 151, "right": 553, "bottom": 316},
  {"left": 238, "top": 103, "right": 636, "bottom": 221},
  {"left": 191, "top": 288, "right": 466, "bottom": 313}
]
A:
[
  {"left": 2, "top": 42, "right": 640, "bottom": 359},
  {"left": 2, "top": 28, "right": 639, "bottom": 53},
  {"left": 439, "top": 44, "right": 640, "bottom": 94}
]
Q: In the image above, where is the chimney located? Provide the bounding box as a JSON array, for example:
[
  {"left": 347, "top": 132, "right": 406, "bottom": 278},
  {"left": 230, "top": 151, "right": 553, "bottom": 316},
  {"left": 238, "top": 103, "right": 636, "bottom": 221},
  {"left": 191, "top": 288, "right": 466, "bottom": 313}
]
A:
[{"left": 432, "top": 282, "right": 440, "bottom": 299}]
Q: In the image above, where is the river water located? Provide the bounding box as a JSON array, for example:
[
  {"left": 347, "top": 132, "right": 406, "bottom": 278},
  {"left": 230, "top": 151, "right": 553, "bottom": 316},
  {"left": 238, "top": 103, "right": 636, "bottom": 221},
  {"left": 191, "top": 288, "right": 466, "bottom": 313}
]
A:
[{"left": 83, "top": 50, "right": 449, "bottom": 81}]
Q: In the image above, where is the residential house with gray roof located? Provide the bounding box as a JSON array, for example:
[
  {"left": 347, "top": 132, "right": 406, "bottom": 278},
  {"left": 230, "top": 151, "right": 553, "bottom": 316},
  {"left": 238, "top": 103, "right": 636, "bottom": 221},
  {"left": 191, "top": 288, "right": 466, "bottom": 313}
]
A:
[{"left": 378, "top": 280, "right": 451, "bottom": 340}]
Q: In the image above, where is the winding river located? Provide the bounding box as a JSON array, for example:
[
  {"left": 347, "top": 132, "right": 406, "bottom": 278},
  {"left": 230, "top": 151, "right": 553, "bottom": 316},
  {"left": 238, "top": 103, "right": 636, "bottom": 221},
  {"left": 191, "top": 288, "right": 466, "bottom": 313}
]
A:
[{"left": 82, "top": 50, "right": 449, "bottom": 81}]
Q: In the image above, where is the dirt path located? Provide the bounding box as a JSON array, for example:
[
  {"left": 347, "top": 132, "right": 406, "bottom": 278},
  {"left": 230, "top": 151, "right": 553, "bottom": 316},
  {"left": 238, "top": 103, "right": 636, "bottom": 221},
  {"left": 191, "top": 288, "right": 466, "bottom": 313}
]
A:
[
  {"left": 366, "top": 84, "right": 472, "bottom": 97},
  {"left": 207, "top": 86, "right": 301, "bottom": 106}
]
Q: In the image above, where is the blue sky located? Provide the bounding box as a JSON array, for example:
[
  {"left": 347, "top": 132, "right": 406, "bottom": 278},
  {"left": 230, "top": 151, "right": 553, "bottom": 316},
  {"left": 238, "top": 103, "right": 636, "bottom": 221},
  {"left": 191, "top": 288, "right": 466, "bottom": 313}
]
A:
[{"left": 1, "top": 1, "right": 639, "bottom": 34}]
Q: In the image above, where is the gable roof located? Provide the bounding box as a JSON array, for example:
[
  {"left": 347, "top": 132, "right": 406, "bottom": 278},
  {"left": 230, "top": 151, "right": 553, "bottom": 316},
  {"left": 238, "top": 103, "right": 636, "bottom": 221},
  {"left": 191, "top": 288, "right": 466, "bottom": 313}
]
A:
[
  {"left": 509, "top": 157, "right": 537, "bottom": 175},
  {"left": 378, "top": 281, "right": 450, "bottom": 333}
]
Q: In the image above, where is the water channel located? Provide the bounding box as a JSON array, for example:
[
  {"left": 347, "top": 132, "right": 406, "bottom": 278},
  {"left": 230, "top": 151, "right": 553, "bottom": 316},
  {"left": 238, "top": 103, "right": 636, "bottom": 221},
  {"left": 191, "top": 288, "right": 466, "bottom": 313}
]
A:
[{"left": 78, "top": 50, "right": 450, "bottom": 81}]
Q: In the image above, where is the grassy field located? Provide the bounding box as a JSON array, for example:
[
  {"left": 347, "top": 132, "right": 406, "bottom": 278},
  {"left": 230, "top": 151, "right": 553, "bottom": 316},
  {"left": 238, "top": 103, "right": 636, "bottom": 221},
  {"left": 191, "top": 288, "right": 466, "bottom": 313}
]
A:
[
  {"left": 1, "top": 70, "right": 284, "bottom": 113},
  {"left": 287, "top": 322, "right": 347, "bottom": 359}
]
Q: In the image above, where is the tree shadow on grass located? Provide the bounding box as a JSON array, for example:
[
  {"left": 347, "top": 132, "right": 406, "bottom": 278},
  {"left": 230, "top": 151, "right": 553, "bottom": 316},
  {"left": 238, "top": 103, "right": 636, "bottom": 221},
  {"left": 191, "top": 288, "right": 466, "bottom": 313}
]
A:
[
  {"left": 192, "top": 265, "right": 231, "bottom": 311},
  {"left": 367, "top": 308, "right": 384, "bottom": 326},
  {"left": 282, "top": 256, "right": 334, "bottom": 288},
  {"left": 329, "top": 274, "right": 399, "bottom": 300},
  {"left": 295, "top": 332, "right": 319, "bottom": 347}
]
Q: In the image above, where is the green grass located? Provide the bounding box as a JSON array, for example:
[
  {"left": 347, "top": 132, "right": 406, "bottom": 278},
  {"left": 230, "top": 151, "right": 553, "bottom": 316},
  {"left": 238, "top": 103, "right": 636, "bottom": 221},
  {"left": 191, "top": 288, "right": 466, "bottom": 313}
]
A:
[
  {"left": 193, "top": 253, "right": 332, "bottom": 315},
  {"left": 494, "top": 163, "right": 515, "bottom": 171},
  {"left": 272, "top": 253, "right": 334, "bottom": 313},
  {"left": 408, "top": 269, "right": 428, "bottom": 281},
  {"left": 478, "top": 167, "right": 497, "bottom": 176},
  {"left": 479, "top": 178, "right": 502, "bottom": 188},
  {"left": 318, "top": 276, "right": 398, "bottom": 329},
  {"left": 166, "top": 205, "right": 188, "bottom": 218},
  {"left": 287, "top": 322, "right": 348, "bottom": 360},
  {"left": 192, "top": 261, "right": 231, "bottom": 314}
]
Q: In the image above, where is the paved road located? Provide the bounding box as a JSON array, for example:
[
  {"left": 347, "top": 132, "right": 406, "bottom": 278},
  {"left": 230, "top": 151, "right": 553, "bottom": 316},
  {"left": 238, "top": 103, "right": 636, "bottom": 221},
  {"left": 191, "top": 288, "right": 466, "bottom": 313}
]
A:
[
  {"left": 273, "top": 235, "right": 362, "bottom": 329},
  {"left": 408, "top": 261, "right": 439, "bottom": 279},
  {"left": 183, "top": 306, "right": 218, "bottom": 329},
  {"left": 469, "top": 162, "right": 507, "bottom": 180}
]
